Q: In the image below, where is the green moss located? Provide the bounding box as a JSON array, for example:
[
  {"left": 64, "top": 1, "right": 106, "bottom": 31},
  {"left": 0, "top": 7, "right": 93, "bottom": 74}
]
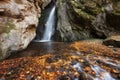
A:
[
  {"left": 70, "top": 1, "right": 83, "bottom": 9},
  {"left": 70, "top": 0, "right": 99, "bottom": 19},
  {"left": 84, "top": 7, "right": 102, "bottom": 15},
  {"left": 0, "top": 19, "right": 16, "bottom": 34},
  {"left": 112, "top": 11, "right": 120, "bottom": 15},
  {"left": 74, "top": 8, "right": 95, "bottom": 20}
]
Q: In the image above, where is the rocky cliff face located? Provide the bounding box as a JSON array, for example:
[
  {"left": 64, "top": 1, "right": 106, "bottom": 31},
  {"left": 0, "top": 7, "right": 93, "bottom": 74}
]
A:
[
  {"left": 0, "top": 0, "right": 51, "bottom": 60},
  {"left": 55, "top": 0, "right": 120, "bottom": 41}
]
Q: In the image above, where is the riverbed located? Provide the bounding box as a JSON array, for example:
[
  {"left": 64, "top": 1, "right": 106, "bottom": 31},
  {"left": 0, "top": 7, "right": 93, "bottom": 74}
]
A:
[{"left": 0, "top": 40, "right": 120, "bottom": 80}]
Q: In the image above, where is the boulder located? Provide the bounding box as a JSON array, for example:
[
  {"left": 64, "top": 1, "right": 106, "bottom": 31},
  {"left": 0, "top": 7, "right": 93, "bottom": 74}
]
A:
[
  {"left": 103, "top": 36, "right": 120, "bottom": 47},
  {"left": 0, "top": 0, "right": 50, "bottom": 60},
  {"left": 55, "top": 0, "right": 120, "bottom": 41}
]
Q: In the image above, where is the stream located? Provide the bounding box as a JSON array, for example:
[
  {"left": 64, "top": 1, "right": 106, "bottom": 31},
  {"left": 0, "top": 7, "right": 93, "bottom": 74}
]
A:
[
  {"left": 0, "top": 1, "right": 120, "bottom": 80},
  {"left": 0, "top": 41, "right": 119, "bottom": 80}
]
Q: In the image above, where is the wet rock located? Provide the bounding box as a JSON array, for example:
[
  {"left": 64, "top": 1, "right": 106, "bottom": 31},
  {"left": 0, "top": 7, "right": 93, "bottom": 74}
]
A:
[
  {"left": 42, "top": 0, "right": 51, "bottom": 9},
  {"left": 0, "top": 0, "right": 51, "bottom": 60},
  {"left": 55, "top": 0, "right": 120, "bottom": 41},
  {"left": 103, "top": 36, "right": 120, "bottom": 47},
  {"left": 54, "top": 0, "right": 75, "bottom": 42},
  {"left": 58, "top": 75, "right": 71, "bottom": 80}
]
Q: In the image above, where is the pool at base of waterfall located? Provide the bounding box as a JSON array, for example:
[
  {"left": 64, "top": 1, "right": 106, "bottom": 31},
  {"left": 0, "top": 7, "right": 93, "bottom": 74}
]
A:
[{"left": 0, "top": 41, "right": 119, "bottom": 80}]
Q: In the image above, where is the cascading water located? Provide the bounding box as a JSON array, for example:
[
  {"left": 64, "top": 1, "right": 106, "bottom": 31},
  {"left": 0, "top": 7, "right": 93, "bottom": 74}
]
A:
[{"left": 40, "top": 5, "right": 56, "bottom": 42}]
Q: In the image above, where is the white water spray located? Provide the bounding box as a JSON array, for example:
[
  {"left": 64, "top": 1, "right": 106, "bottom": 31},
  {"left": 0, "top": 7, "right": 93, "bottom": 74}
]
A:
[
  {"left": 86, "top": 55, "right": 115, "bottom": 80},
  {"left": 91, "top": 65, "right": 115, "bottom": 80},
  {"left": 41, "top": 6, "right": 56, "bottom": 42}
]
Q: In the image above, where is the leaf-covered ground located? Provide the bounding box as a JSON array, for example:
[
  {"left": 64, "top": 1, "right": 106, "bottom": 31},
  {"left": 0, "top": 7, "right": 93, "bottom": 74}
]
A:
[{"left": 0, "top": 41, "right": 120, "bottom": 80}]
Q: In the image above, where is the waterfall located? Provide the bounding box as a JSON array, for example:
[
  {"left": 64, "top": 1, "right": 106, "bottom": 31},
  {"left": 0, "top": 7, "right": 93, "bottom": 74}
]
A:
[{"left": 41, "top": 5, "right": 56, "bottom": 42}]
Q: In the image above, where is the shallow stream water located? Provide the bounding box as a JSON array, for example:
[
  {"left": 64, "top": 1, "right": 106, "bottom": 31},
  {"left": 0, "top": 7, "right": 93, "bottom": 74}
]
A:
[{"left": 2, "top": 41, "right": 119, "bottom": 80}]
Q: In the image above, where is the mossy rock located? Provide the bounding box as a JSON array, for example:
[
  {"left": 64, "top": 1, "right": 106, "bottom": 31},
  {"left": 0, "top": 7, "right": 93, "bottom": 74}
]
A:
[
  {"left": 113, "top": 2, "right": 120, "bottom": 15},
  {"left": 70, "top": 1, "right": 83, "bottom": 9},
  {"left": 69, "top": 0, "right": 98, "bottom": 20},
  {"left": 0, "top": 19, "right": 16, "bottom": 34},
  {"left": 74, "top": 8, "right": 95, "bottom": 20}
]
